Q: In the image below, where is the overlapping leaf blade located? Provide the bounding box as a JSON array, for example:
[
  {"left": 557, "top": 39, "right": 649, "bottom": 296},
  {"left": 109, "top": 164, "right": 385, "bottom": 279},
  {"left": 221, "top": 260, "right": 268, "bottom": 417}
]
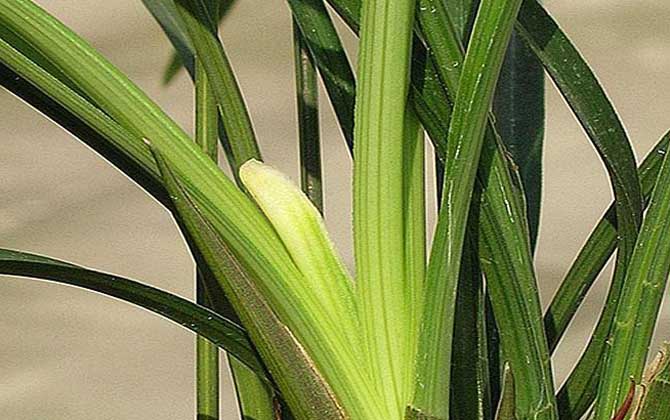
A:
[
  {"left": 153, "top": 151, "right": 350, "bottom": 420},
  {"left": 545, "top": 132, "right": 670, "bottom": 353},
  {"left": 413, "top": 2, "right": 547, "bottom": 419},
  {"left": 595, "top": 138, "right": 670, "bottom": 417}
]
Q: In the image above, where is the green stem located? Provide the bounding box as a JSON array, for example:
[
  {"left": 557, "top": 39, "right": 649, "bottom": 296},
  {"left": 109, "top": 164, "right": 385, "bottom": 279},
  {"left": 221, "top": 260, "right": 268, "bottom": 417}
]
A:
[
  {"left": 194, "top": 59, "right": 220, "bottom": 420},
  {"left": 293, "top": 20, "right": 323, "bottom": 212}
]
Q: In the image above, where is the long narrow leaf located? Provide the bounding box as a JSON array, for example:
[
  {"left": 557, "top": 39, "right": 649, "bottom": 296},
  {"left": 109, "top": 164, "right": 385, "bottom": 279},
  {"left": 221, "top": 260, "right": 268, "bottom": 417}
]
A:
[
  {"left": 323, "top": 2, "right": 553, "bottom": 417},
  {"left": 516, "top": 0, "right": 643, "bottom": 289},
  {"left": 595, "top": 139, "right": 670, "bottom": 418},
  {"left": 0, "top": 249, "right": 265, "bottom": 377},
  {"left": 288, "top": 0, "right": 356, "bottom": 149},
  {"left": 413, "top": 1, "right": 529, "bottom": 418},
  {"left": 174, "top": 0, "right": 261, "bottom": 173},
  {"left": 293, "top": 20, "right": 323, "bottom": 211},
  {"left": 545, "top": 132, "right": 670, "bottom": 352},
  {"left": 513, "top": 3, "right": 645, "bottom": 418},
  {"left": 194, "top": 59, "right": 221, "bottom": 420},
  {"left": 422, "top": 2, "right": 492, "bottom": 418},
  {"left": 493, "top": 29, "right": 545, "bottom": 251}
]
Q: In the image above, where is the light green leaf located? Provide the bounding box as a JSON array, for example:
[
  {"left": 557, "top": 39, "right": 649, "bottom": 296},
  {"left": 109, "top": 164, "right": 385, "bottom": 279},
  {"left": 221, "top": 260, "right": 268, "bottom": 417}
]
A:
[
  {"left": 153, "top": 150, "right": 350, "bottom": 420},
  {"left": 353, "top": 0, "right": 423, "bottom": 416},
  {"left": 239, "top": 159, "right": 359, "bottom": 350}
]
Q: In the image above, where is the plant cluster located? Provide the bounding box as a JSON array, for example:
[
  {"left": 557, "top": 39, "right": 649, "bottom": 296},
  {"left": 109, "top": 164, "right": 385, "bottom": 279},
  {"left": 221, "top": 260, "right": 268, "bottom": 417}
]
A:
[{"left": 1, "top": 0, "right": 670, "bottom": 419}]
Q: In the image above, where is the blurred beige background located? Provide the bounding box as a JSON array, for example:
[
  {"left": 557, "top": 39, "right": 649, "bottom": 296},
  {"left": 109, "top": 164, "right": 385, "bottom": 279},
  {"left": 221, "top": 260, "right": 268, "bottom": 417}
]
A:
[{"left": 1, "top": 0, "right": 669, "bottom": 418}]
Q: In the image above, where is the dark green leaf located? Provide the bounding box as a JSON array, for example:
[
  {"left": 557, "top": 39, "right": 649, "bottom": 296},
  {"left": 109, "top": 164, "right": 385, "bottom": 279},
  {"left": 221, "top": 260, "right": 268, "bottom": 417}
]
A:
[
  {"left": 450, "top": 237, "right": 491, "bottom": 420},
  {"left": 293, "top": 19, "right": 323, "bottom": 211},
  {"left": 288, "top": 0, "right": 356, "bottom": 149},
  {"left": 516, "top": 1, "right": 643, "bottom": 257},
  {"left": 493, "top": 29, "right": 545, "bottom": 251},
  {"left": 0, "top": 248, "right": 265, "bottom": 378}
]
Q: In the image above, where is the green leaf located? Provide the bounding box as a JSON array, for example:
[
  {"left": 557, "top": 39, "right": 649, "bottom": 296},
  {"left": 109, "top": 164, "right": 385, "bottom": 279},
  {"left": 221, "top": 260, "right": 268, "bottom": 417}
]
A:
[
  {"left": 288, "top": 0, "right": 356, "bottom": 149},
  {"left": 353, "top": 0, "right": 422, "bottom": 416},
  {"left": 494, "top": 364, "right": 519, "bottom": 420},
  {"left": 293, "top": 20, "right": 323, "bottom": 211},
  {"left": 444, "top": 0, "right": 478, "bottom": 42},
  {"left": 0, "top": 248, "right": 265, "bottom": 378},
  {"left": 594, "top": 135, "right": 670, "bottom": 418},
  {"left": 545, "top": 132, "right": 670, "bottom": 353},
  {"left": 516, "top": 1, "right": 643, "bottom": 259},
  {"left": 414, "top": 3, "right": 491, "bottom": 418},
  {"left": 194, "top": 59, "right": 222, "bottom": 420},
  {"left": 153, "top": 151, "right": 352, "bottom": 420},
  {"left": 450, "top": 238, "right": 491, "bottom": 420},
  {"left": 174, "top": 0, "right": 261, "bottom": 174},
  {"left": 493, "top": 29, "right": 545, "bottom": 252},
  {"left": 229, "top": 358, "right": 278, "bottom": 420},
  {"left": 414, "top": 1, "right": 530, "bottom": 418}
]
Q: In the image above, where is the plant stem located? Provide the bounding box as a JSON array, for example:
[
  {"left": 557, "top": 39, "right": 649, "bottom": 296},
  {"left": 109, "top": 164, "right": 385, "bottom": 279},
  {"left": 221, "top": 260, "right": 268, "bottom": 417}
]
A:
[
  {"left": 293, "top": 20, "right": 323, "bottom": 212},
  {"left": 194, "top": 58, "right": 220, "bottom": 420}
]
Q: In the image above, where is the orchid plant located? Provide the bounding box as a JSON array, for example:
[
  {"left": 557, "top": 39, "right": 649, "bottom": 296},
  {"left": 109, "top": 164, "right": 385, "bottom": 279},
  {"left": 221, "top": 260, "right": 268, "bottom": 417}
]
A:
[{"left": 1, "top": 0, "right": 670, "bottom": 419}]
